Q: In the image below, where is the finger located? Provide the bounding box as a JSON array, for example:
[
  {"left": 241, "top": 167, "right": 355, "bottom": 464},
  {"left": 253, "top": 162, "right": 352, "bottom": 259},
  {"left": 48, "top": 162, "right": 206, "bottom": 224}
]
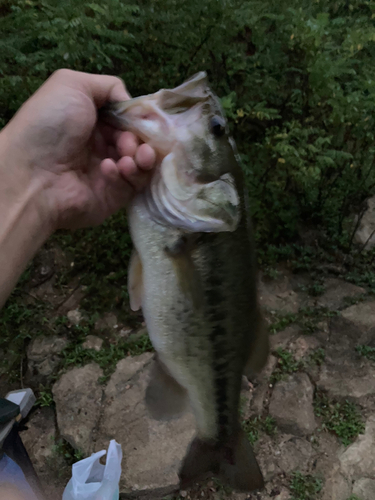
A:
[
  {"left": 117, "top": 131, "right": 139, "bottom": 158},
  {"left": 100, "top": 158, "right": 120, "bottom": 182},
  {"left": 51, "top": 69, "right": 131, "bottom": 108},
  {"left": 83, "top": 73, "right": 131, "bottom": 107},
  {"left": 135, "top": 143, "right": 156, "bottom": 171},
  {"left": 99, "top": 159, "right": 134, "bottom": 211},
  {"left": 117, "top": 156, "right": 152, "bottom": 191}
]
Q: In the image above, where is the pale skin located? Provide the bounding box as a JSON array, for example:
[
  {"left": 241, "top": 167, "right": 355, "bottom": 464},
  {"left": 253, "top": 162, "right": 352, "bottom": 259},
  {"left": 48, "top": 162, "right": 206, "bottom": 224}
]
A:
[{"left": 0, "top": 69, "right": 156, "bottom": 308}]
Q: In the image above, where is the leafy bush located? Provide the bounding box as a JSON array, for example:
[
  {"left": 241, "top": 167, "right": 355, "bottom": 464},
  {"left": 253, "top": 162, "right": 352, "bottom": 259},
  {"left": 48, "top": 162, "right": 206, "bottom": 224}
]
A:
[{"left": 1, "top": 0, "right": 375, "bottom": 244}]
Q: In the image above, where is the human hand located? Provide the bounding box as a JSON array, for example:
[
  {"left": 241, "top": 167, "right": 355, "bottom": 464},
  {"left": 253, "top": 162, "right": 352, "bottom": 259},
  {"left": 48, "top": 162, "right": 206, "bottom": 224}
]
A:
[{"left": 0, "top": 69, "right": 156, "bottom": 230}]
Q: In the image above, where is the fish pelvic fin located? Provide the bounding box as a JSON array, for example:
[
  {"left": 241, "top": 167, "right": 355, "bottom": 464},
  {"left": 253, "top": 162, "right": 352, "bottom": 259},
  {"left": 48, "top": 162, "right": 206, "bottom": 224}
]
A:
[
  {"left": 128, "top": 249, "right": 143, "bottom": 311},
  {"left": 146, "top": 355, "right": 188, "bottom": 420},
  {"left": 179, "top": 427, "right": 264, "bottom": 492}
]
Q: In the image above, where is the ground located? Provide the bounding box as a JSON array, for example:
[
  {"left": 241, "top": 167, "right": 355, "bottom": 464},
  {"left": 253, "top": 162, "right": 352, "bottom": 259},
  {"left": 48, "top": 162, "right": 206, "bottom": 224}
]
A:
[{"left": 1, "top": 218, "right": 375, "bottom": 500}]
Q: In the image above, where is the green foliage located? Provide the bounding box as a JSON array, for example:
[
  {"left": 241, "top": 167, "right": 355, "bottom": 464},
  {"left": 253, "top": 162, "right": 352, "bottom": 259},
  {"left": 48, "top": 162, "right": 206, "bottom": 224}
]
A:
[
  {"left": 270, "top": 306, "right": 338, "bottom": 336},
  {"left": 356, "top": 344, "right": 375, "bottom": 362},
  {"left": 271, "top": 348, "right": 301, "bottom": 382},
  {"left": 54, "top": 211, "right": 134, "bottom": 318},
  {"left": 271, "top": 346, "right": 325, "bottom": 383},
  {"left": 0, "top": 295, "right": 50, "bottom": 380},
  {"left": 60, "top": 328, "right": 154, "bottom": 379},
  {"left": 314, "top": 392, "right": 365, "bottom": 446},
  {"left": 1, "top": 0, "right": 375, "bottom": 244},
  {"left": 36, "top": 387, "right": 54, "bottom": 407},
  {"left": 289, "top": 472, "right": 323, "bottom": 500},
  {"left": 242, "top": 415, "right": 276, "bottom": 445},
  {"left": 53, "top": 439, "right": 85, "bottom": 466}
]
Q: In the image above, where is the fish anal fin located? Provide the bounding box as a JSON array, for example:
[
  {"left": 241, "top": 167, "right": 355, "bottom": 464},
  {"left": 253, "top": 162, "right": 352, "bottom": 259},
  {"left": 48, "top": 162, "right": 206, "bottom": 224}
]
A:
[
  {"left": 128, "top": 249, "right": 143, "bottom": 311},
  {"left": 179, "top": 428, "right": 264, "bottom": 493},
  {"left": 145, "top": 356, "right": 188, "bottom": 420}
]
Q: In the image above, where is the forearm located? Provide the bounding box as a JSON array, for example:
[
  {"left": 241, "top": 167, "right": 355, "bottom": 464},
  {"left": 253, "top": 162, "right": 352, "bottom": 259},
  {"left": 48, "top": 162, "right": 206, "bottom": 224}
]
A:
[{"left": 0, "top": 131, "right": 53, "bottom": 308}]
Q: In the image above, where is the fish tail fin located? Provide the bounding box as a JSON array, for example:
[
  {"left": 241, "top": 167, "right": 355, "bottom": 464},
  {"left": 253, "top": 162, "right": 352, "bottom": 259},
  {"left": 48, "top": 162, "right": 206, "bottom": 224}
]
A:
[{"left": 179, "top": 427, "right": 264, "bottom": 492}]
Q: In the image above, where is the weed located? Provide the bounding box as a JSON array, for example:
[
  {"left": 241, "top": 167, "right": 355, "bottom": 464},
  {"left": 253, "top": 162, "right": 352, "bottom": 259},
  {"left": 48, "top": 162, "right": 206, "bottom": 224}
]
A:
[
  {"left": 53, "top": 439, "right": 85, "bottom": 466},
  {"left": 269, "top": 313, "right": 298, "bottom": 334},
  {"left": 270, "top": 349, "right": 300, "bottom": 383},
  {"left": 0, "top": 296, "right": 50, "bottom": 381},
  {"left": 314, "top": 393, "right": 365, "bottom": 446},
  {"left": 299, "top": 280, "right": 326, "bottom": 297},
  {"left": 356, "top": 344, "right": 375, "bottom": 362},
  {"left": 60, "top": 331, "right": 154, "bottom": 377},
  {"left": 36, "top": 388, "right": 54, "bottom": 408},
  {"left": 307, "top": 348, "right": 326, "bottom": 366},
  {"left": 242, "top": 415, "right": 277, "bottom": 445},
  {"left": 269, "top": 307, "right": 338, "bottom": 336},
  {"left": 53, "top": 212, "right": 134, "bottom": 320},
  {"left": 289, "top": 471, "right": 322, "bottom": 500},
  {"left": 270, "top": 347, "right": 325, "bottom": 384}
]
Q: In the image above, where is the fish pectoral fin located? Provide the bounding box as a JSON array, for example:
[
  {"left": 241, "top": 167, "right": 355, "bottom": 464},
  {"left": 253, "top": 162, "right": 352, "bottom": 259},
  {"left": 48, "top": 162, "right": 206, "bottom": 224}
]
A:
[
  {"left": 179, "top": 428, "right": 264, "bottom": 493},
  {"left": 145, "top": 356, "right": 188, "bottom": 421},
  {"left": 128, "top": 249, "right": 143, "bottom": 312}
]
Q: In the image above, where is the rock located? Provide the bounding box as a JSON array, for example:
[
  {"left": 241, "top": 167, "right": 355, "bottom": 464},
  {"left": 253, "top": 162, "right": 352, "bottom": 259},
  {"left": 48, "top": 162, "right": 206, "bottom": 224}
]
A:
[
  {"left": 270, "top": 325, "right": 300, "bottom": 351},
  {"left": 67, "top": 308, "right": 83, "bottom": 325},
  {"left": 273, "top": 488, "right": 291, "bottom": 500},
  {"left": 321, "top": 465, "right": 351, "bottom": 500},
  {"left": 269, "top": 373, "right": 316, "bottom": 436},
  {"left": 317, "top": 349, "right": 375, "bottom": 400},
  {"left": 251, "top": 355, "right": 277, "bottom": 415},
  {"left": 258, "top": 273, "right": 301, "bottom": 314},
  {"left": 354, "top": 195, "right": 375, "bottom": 249},
  {"left": 119, "top": 327, "right": 132, "bottom": 338},
  {"left": 340, "top": 416, "right": 375, "bottom": 479},
  {"left": 352, "top": 478, "right": 375, "bottom": 500},
  {"left": 82, "top": 335, "right": 103, "bottom": 351},
  {"left": 329, "top": 315, "right": 370, "bottom": 350},
  {"left": 53, "top": 363, "right": 104, "bottom": 454},
  {"left": 58, "top": 285, "right": 87, "bottom": 314},
  {"left": 27, "top": 335, "right": 68, "bottom": 378},
  {"left": 317, "top": 278, "right": 366, "bottom": 310},
  {"left": 341, "top": 300, "right": 375, "bottom": 330},
  {"left": 276, "top": 437, "right": 313, "bottom": 474},
  {"left": 289, "top": 336, "right": 321, "bottom": 362},
  {"left": 256, "top": 435, "right": 282, "bottom": 482},
  {"left": 96, "top": 353, "right": 195, "bottom": 495},
  {"left": 95, "top": 312, "right": 118, "bottom": 331},
  {"left": 20, "top": 407, "right": 56, "bottom": 475}
]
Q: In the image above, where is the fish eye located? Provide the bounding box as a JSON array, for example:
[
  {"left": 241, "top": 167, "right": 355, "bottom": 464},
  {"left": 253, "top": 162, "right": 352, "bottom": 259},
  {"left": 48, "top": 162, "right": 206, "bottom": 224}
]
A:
[{"left": 210, "top": 116, "right": 226, "bottom": 137}]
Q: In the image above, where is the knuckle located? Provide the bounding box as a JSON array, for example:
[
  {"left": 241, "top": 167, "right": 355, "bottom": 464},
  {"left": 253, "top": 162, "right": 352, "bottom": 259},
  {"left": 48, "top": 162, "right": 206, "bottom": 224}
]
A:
[{"left": 51, "top": 68, "right": 75, "bottom": 81}]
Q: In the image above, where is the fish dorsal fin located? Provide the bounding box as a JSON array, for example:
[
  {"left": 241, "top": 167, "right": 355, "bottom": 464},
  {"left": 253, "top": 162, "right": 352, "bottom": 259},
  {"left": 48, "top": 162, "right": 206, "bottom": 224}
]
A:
[{"left": 128, "top": 249, "right": 143, "bottom": 312}]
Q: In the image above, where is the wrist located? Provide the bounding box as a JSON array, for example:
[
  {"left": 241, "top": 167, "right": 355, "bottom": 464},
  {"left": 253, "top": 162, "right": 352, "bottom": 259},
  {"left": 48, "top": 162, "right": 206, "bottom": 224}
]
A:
[
  {"left": 0, "top": 127, "right": 57, "bottom": 235},
  {"left": 0, "top": 130, "right": 55, "bottom": 307}
]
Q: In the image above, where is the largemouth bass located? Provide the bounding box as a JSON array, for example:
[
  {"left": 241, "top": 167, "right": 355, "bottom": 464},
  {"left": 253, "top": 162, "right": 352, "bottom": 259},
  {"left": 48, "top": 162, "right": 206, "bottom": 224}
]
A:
[{"left": 101, "top": 72, "right": 268, "bottom": 492}]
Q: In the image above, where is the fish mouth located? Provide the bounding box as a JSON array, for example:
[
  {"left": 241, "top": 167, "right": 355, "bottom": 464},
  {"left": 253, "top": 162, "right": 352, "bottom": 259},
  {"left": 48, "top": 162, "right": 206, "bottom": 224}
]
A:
[{"left": 99, "top": 72, "right": 211, "bottom": 152}]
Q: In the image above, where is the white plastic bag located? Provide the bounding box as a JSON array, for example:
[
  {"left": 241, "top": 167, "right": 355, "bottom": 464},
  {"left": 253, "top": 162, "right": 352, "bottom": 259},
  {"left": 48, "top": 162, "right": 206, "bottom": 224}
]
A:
[{"left": 62, "top": 440, "right": 122, "bottom": 500}]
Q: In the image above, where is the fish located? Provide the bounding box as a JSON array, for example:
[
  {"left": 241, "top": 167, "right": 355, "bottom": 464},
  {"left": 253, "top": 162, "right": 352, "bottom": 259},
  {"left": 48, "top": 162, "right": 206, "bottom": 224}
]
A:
[{"left": 100, "top": 72, "right": 269, "bottom": 492}]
